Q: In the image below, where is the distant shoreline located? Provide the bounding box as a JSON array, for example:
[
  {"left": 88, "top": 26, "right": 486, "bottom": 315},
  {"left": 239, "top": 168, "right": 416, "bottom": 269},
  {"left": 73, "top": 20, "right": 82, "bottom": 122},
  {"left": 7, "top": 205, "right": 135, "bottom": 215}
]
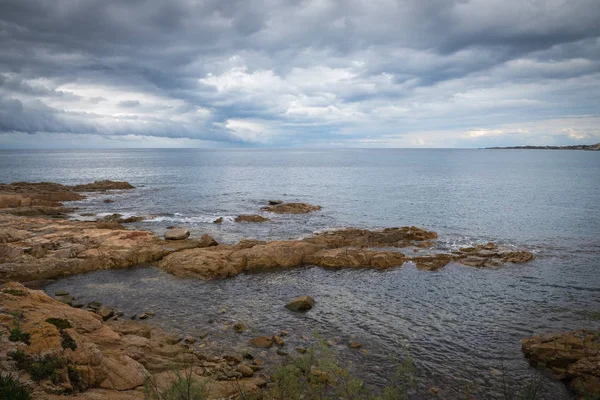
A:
[{"left": 487, "top": 143, "right": 600, "bottom": 151}]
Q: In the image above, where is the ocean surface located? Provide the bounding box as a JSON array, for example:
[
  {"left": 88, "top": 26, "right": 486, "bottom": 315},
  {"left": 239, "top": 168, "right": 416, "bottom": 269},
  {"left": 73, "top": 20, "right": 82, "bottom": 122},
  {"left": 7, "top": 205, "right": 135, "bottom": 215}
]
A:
[{"left": 1, "top": 148, "right": 599, "bottom": 399}]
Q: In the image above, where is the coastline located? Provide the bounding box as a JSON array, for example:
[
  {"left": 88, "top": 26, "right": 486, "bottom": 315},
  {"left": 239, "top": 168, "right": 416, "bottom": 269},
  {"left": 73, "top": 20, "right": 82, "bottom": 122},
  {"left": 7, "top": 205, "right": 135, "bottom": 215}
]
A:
[
  {"left": 486, "top": 143, "right": 600, "bottom": 151},
  {"left": 1, "top": 180, "right": 598, "bottom": 399}
]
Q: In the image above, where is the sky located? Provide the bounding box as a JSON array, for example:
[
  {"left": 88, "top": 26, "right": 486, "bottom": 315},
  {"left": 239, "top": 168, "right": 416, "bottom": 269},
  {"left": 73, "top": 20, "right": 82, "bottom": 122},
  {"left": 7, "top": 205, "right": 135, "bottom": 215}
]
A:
[{"left": 1, "top": 0, "right": 599, "bottom": 149}]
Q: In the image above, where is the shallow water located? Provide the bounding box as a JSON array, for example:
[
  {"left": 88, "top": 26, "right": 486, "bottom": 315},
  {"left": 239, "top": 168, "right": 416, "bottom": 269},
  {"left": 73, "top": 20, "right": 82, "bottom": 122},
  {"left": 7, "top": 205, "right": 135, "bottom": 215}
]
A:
[{"left": 2, "top": 148, "right": 599, "bottom": 399}]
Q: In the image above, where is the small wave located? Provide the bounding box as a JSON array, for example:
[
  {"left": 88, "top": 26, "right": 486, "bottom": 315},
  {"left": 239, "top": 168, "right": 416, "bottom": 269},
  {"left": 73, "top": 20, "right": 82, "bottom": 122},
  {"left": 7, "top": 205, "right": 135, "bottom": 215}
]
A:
[{"left": 145, "top": 215, "right": 235, "bottom": 224}]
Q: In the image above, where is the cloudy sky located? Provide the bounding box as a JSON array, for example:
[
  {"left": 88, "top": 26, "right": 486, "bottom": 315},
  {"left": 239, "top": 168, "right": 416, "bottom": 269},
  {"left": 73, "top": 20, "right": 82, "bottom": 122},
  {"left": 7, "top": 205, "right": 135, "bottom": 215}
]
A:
[{"left": 1, "top": 0, "right": 599, "bottom": 148}]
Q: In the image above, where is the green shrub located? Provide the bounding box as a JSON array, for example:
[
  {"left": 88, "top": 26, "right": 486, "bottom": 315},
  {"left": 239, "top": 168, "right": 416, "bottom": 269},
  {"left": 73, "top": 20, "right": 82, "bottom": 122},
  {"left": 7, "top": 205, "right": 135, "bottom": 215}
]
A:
[
  {"left": 10, "top": 350, "right": 65, "bottom": 384},
  {"left": 45, "top": 318, "right": 72, "bottom": 330},
  {"left": 67, "top": 365, "right": 86, "bottom": 393},
  {"left": 0, "top": 373, "right": 32, "bottom": 400},
  {"left": 61, "top": 331, "right": 77, "bottom": 350},
  {"left": 144, "top": 367, "right": 207, "bottom": 400},
  {"left": 2, "top": 289, "right": 25, "bottom": 296},
  {"left": 9, "top": 327, "right": 30, "bottom": 345}
]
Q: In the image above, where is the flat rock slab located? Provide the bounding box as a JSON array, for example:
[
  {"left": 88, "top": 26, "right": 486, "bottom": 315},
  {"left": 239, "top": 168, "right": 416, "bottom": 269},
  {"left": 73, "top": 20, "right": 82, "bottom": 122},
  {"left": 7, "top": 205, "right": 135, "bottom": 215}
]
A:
[{"left": 164, "top": 227, "right": 190, "bottom": 240}]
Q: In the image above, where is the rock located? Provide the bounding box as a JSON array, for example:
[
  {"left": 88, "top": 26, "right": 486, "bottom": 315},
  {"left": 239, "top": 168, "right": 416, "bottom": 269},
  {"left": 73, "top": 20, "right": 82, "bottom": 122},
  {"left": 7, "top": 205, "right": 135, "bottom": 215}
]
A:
[
  {"left": 237, "top": 364, "right": 254, "bottom": 377},
  {"left": 56, "top": 294, "right": 74, "bottom": 305},
  {"left": 285, "top": 295, "right": 315, "bottom": 312},
  {"left": 455, "top": 243, "right": 534, "bottom": 268},
  {"left": 268, "top": 200, "right": 284, "bottom": 205},
  {"left": 103, "top": 199, "right": 115, "bottom": 203},
  {"left": 72, "top": 180, "right": 135, "bottom": 192},
  {"left": 411, "top": 254, "right": 453, "bottom": 271},
  {"left": 98, "top": 353, "right": 147, "bottom": 390},
  {"left": 164, "top": 227, "right": 190, "bottom": 240},
  {"left": 248, "top": 336, "right": 274, "bottom": 348},
  {"left": 183, "top": 336, "right": 196, "bottom": 344},
  {"left": 304, "top": 227, "right": 438, "bottom": 248},
  {"left": 235, "top": 214, "right": 270, "bottom": 223},
  {"left": 213, "top": 217, "right": 224, "bottom": 224},
  {"left": 233, "top": 322, "right": 248, "bottom": 333},
  {"left": 224, "top": 353, "right": 243, "bottom": 363},
  {"left": 296, "top": 347, "right": 308, "bottom": 354},
  {"left": 276, "top": 349, "right": 289, "bottom": 356},
  {"left": 261, "top": 202, "right": 321, "bottom": 214},
  {"left": 522, "top": 330, "right": 600, "bottom": 398},
  {"left": 97, "top": 306, "right": 115, "bottom": 321},
  {"left": 55, "top": 290, "right": 69, "bottom": 296},
  {"left": 234, "top": 239, "right": 267, "bottom": 250},
  {"left": 198, "top": 234, "right": 218, "bottom": 247},
  {"left": 348, "top": 341, "right": 362, "bottom": 349},
  {"left": 306, "top": 248, "right": 406, "bottom": 269},
  {"left": 138, "top": 313, "right": 149, "bottom": 320},
  {"left": 273, "top": 335, "right": 285, "bottom": 346},
  {"left": 0, "top": 213, "right": 202, "bottom": 282}
]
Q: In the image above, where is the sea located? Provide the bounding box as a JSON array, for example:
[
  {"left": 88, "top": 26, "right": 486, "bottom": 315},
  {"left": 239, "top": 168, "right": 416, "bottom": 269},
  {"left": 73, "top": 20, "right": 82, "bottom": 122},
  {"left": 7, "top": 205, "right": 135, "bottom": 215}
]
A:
[{"left": 1, "top": 148, "right": 599, "bottom": 399}]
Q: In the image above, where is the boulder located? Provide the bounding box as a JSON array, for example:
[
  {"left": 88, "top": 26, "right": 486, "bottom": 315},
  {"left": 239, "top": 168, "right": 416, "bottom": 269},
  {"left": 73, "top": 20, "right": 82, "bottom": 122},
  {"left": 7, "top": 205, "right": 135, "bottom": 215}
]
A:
[
  {"left": 198, "top": 234, "right": 218, "bottom": 247},
  {"left": 285, "top": 296, "right": 315, "bottom": 312},
  {"left": 235, "top": 214, "right": 270, "bottom": 223},
  {"left": 164, "top": 227, "right": 190, "bottom": 240},
  {"left": 348, "top": 341, "right": 362, "bottom": 349},
  {"left": 262, "top": 202, "right": 321, "bottom": 214},
  {"left": 213, "top": 217, "right": 224, "bottom": 224},
  {"left": 268, "top": 200, "right": 284, "bottom": 205},
  {"left": 237, "top": 364, "right": 254, "bottom": 377}
]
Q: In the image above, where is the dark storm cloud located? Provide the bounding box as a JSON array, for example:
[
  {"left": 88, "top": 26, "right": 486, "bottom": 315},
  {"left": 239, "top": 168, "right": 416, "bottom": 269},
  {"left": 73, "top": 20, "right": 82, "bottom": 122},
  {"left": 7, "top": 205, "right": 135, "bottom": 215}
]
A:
[{"left": 0, "top": 0, "right": 599, "bottom": 147}]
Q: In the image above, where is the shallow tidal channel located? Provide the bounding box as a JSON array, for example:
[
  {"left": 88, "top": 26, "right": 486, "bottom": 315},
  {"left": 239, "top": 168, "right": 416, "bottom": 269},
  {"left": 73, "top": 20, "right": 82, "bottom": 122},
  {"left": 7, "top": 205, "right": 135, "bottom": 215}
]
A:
[{"left": 43, "top": 258, "right": 594, "bottom": 399}]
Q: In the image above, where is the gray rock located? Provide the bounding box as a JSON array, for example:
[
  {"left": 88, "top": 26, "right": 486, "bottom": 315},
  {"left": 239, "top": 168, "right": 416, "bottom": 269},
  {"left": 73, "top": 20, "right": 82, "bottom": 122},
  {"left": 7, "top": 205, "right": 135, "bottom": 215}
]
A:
[{"left": 164, "top": 227, "right": 190, "bottom": 240}]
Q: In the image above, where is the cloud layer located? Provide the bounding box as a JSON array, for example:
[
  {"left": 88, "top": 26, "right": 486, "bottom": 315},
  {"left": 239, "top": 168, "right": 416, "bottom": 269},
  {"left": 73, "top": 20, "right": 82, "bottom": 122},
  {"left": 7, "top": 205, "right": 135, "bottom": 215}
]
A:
[{"left": 1, "top": 0, "right": 599, "bottom": 148}]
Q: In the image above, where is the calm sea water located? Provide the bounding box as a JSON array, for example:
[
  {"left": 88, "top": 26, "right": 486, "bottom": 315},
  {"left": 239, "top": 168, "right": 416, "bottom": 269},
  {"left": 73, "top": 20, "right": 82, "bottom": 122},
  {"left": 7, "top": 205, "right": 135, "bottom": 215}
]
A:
[{"left": 1, "top": 148, "right": 599, "bottom": 399}]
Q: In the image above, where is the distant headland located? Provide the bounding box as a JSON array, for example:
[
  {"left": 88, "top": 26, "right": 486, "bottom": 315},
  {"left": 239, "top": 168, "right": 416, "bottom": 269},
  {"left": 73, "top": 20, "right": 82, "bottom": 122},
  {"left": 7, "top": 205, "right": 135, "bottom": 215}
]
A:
[{"left": 487, "top": 143, "right": 600, "bottom": 151}]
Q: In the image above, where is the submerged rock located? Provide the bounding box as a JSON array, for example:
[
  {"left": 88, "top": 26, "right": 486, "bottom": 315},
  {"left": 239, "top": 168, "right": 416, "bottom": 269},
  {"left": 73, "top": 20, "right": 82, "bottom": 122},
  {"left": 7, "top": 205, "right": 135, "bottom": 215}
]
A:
[
  {"left": 455, "top": 243, "right": 534, "bottom": 268},
  {"left": 285, "top": 295, "right": 315, "bottom": 312},
  {"left": 262, "top": 202, "right": 321, "bottom": 214},
  {"left": 213, "top": 217, "right": 224, "bottom": 224},
  {"left": 248, "top": 336, "right": 274, "bottom": 348},
  {"left": 71, "top": 180, "right": 135, "bottom": 192},
  {"left": 164, "top": 227, "right": 190, "bottom": 240},
  {"left": 522, "top": 330, "right": 600, "bottom": 398},
  {"left": 235, "top": 214, "right": 270, "bottom": 223},
  {"left": 268, "top": 200, "right": 284, "bottom": 205}
]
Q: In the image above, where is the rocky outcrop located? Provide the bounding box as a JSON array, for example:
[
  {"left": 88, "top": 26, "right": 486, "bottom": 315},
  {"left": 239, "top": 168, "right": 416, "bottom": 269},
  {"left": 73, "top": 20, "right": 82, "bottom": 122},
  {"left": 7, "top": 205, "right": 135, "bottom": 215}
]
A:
[
  {"left": 261, "top": 202, "right": 321, "bottom": 214},
  {"left": 235, "top": 214, "right": 270, "bottom": 223},
  {"left": 522, "top": 330, "right": 600, "bottom": 398},
  {"left": 304, "top": 227, "right": 438, "bottom": 248},
  {"left": 0, "top": 215, "right": 204, "bottom": 282},
  {"left": 71, "top": 180, "right": 135, "bottom": 192},
  {"left": 0, "top": 283, "right": 265, "bottom": 399},
  {"left": 0, "top": 180, "right": 134, "bottom": 217},
  {"left": 164, "top": 227, "right": 190, "bottom": 240},
  {"left": 454, "top": 243, "right": 534, "bottom": 268},
  {"left": 159, "top": 228, "right": 534, "bottom": 279},
  {"left": 99, "top": 214, "right": 145, "bottom": 224},
  {"left": 305, "top": 248, "right": 406, "bottom": 269}
]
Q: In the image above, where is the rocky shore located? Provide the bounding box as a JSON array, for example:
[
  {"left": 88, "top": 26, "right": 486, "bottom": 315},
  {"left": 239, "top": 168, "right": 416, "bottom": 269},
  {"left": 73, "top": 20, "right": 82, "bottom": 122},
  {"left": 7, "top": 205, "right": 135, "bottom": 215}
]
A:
[
  {"left": 522, "top": 330, "right": 600, "bottom": 398},
  {"left": 3, "top": 179, "right": 592, "bottom": 399},
  {"left": 0, "top": 283, "right": 266, "bottom": 399}
]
